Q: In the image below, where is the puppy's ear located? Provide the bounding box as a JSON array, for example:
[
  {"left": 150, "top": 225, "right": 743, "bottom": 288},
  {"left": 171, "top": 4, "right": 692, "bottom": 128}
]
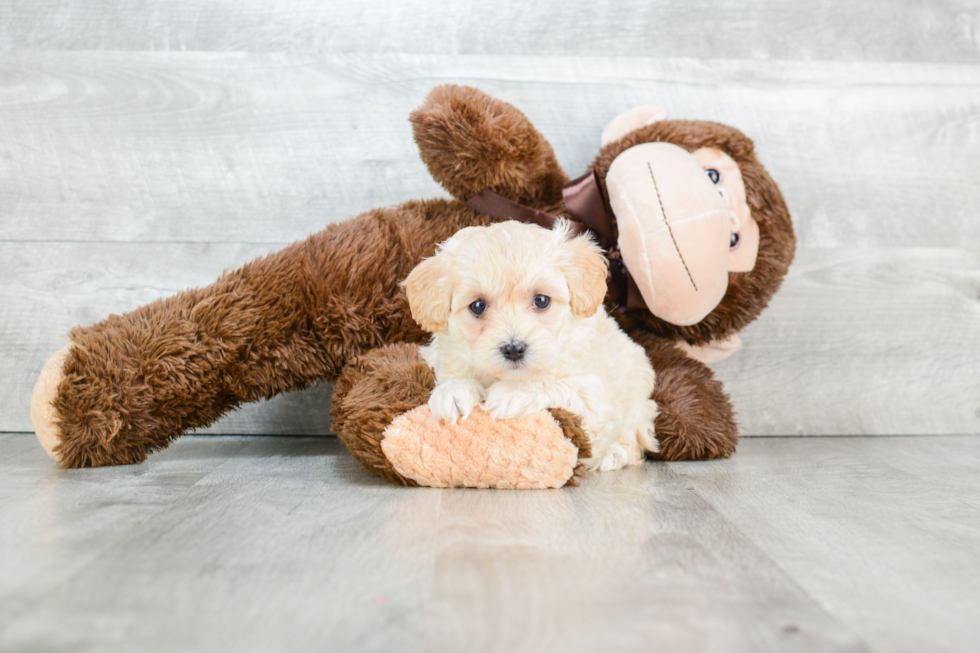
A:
[
  {"left": 402, "top": 255, "right": 453, "bottom": 332},
  {"left": 561, "top": 232, "right": 609, "bottom": 317}
]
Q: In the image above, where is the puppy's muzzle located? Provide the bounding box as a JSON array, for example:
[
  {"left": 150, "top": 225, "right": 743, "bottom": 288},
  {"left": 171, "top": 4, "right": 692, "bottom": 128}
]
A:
[{"left": 500, "top": 340, "right": 527, "bottom": 363}]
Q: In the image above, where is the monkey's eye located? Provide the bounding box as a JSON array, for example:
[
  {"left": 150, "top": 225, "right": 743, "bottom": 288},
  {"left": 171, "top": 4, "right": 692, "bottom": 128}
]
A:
[
  {"left": 706, "top": 169, "right": 721, "bottom": 185},
  {"left": 533, "top": 295, "right": 551, "bottom": 309},
  {"left": 469, "top": 299, "right": 487, "bottom": 316},
  {"left": 730, "top": 232, "right": 740, "bottom": 249}
]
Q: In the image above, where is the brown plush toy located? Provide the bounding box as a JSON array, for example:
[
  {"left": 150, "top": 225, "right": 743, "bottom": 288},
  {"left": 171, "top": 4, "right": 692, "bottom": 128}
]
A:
[{"left": 30, "top": 85, "right": 795, "bottom": 489}]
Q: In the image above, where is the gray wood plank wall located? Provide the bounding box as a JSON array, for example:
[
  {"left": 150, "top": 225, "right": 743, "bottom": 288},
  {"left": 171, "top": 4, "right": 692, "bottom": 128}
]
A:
[{"left": 1, "top": 1, "right": 978, "bottom": 436}]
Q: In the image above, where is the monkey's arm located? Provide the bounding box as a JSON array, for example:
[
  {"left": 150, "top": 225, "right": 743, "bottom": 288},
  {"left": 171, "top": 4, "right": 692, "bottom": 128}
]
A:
[
  {"left": 31, "top": 199, "right": 487, "bottom": 467},
  {"left": 411, "top": 85, "right": 569, "bottom": 209}
]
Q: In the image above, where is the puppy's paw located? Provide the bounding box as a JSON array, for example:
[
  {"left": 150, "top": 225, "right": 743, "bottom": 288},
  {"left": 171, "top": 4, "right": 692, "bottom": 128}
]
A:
[
  {"left": 428, "top": 378, "right": 485, "bottom": 423},
  {"left": 593, "top": 443, "right": 634, "bottom": 472},
  {"left": 482, "top": 382, "right": 548, "bottom": 421},
  {"left": 633, "top": 398, "right": 661, "bottom": 454}
]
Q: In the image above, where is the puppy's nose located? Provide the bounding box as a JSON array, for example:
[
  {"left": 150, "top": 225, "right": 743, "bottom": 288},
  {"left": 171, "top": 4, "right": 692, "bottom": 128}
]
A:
[{"left": 500, "top": 340, "right": 527, "bottom": 362}]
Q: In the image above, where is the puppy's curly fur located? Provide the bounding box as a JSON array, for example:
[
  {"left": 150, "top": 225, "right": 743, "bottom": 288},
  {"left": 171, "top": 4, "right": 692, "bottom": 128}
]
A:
[{"left": 404, "top": 220, "right": 659, "bottom": 471}]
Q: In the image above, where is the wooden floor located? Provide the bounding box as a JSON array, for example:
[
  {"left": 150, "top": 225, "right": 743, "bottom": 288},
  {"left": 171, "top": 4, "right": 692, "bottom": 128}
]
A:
[{"left": 1, "top": 433, "right": 978, "bottom": 653}]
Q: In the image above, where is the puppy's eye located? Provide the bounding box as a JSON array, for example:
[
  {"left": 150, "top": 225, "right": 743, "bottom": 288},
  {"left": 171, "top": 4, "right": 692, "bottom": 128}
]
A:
[
  {"left": 533, "top": 295, "right": 550, "bottom": 310},
  {"left": 706, "top": 169, "right": 721, "bottom": 185},
  {"left": 469, "top": 299, "right": 487, "bottom": 316},
  {"left": 730, "top": 232, "right": 740, "bottom": 249}
]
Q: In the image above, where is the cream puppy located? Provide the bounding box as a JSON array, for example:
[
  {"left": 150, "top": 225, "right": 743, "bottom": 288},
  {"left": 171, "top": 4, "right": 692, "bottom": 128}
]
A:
[{"left": 403, "top": 220, "right": 659, "bottom": 471}]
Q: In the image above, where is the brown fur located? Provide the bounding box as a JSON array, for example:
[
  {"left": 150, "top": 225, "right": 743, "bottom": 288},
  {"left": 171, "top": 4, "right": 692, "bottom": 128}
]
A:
[
  {"left": 410, "top": 85, "right": 569, "bottom": 211},
  {"left": 54, "top": 200, "right": 490, "bottom": 468},
  {"left": 330, "top": 344, "right": 433, "bottom": 486},
  {"left": 631, "top": 334, "right": 739, "bottom": 460},
  {"left": 548, "top": 408, "right": 593, "bottom": 486},
  {"left": 48, "top": 84, "right": 793, "bottom": 472}
]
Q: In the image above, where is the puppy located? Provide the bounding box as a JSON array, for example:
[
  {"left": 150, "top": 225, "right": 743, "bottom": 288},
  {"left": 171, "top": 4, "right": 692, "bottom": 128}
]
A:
[{"left": 402, "top": 219, "right": 659, "bottom": 471}]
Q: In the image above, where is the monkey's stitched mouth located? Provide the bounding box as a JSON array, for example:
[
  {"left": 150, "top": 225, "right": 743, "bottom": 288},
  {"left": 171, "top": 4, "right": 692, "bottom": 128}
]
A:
[{"left": 647, "top": 161, "right": 697, "bottom": 292}]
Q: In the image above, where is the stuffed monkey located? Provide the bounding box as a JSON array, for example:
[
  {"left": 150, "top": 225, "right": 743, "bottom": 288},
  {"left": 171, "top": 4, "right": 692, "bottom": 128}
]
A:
[{"left": 31, "top": 85, "right": 795, "bottom": 488}]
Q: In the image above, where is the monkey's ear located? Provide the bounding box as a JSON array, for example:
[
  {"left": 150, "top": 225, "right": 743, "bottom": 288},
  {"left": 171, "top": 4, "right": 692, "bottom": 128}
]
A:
[
  {"left": 402, "top": 255, "right": 453, "bottom": 332},
  {"left": 601, "top": 105, "right": 668, "bottom": 147},
  {"left": 557, "top": 226, "right": 609, "bottom": 318}
]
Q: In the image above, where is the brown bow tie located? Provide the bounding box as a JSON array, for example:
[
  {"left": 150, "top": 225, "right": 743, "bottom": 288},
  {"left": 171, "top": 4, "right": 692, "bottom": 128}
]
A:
[{"left": 466, "top": 170, "right": 647, "bottom": 312}]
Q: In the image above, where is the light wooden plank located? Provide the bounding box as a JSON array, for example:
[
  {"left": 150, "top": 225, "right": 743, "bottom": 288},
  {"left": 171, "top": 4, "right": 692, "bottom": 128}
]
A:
[
  {"left": 715, "top": 247, "right": 980, "bottom": 436},
  {"left": 0, "top": 435, "right": 865, "bottom": 653},
  {"left": 668, "top": 437, "right": 980, "bottom": 653},
  {"left": 0, "top": 0, "right": 978, "bottom": 64},
  {"left": 5, "top": 435, "right": 980, "bottom": 651},
  {"left": 0, "top": 435, "right": 252, "bottom": 629},
  {"left": 4, "top": 243, "right": 978, "bottom": 437},
  {"left": 797, "top": 435, "right": 980, "bottom": 511},
  {"left": 0, "top": 54, "right": 978, "bottom": 248},
  {"left": 426, "top": 469, "right": 862, "bottom": 652},
  {"left": 0, "top": 52, "right": 447, "bottom": 244},
  {"left": 1, "top": 437, "right": 442, "bottom": 653}
]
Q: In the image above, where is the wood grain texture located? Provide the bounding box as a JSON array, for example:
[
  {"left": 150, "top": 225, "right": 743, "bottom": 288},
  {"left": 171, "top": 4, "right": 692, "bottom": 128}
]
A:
[
  {"left": 0, "top": 0, "right": 978, "bottom": 63},
  {"left": 1, "top": 54, "right": 979, "bottom": 248},
  {"left": 715, "top": 247, "right": 980, "bottom": 436},
  {"left": 0, "top": 435, "right": 252, "bottom": 628},
  {"left": 3, "top": 434, "right": 979, "bottom": 651},
  {"left": 426, "top": 473, "right": 861, "bottom": 653},
  {"left": 671, "top": 436, "right": 980, "bottom": 653},
  {"left": 1, "top": 437, "right": 439, "bottom": 653},
  {"left": 845, "top": 436, "right": 980, "bottom": 511},
  {"left": 0, "top": 434, "right": 871, "bottom": 653}
]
